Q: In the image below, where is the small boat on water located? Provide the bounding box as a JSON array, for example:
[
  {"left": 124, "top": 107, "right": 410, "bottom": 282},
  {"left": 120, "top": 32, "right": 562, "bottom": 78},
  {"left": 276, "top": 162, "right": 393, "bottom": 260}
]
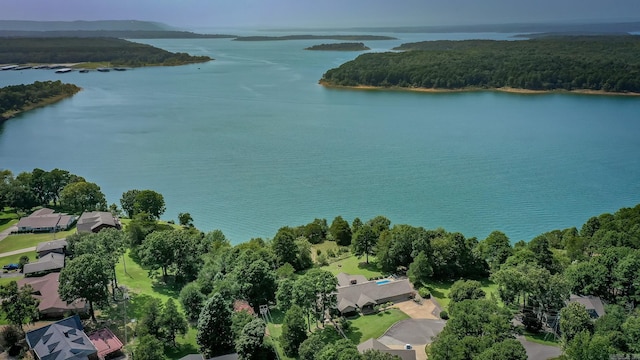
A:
[
  {"left": 96, "top": 67, "right": 111, "bottom": 72},
  {"left": 33, "top": 65, "right": 50, "bottom": 69},
  {"left": 1, "top": 65, "right": 18, "bottom": 70},
  {"left": 55, "top": 68, "right": 73, "bottom": 73},
  {"left": 113, "top": 67, "right": 127, "bottom": 71},
  {"left": 13, "top": 65, "right": 32, "bottom": 70},
  {"left": 79, "top": 69, "right": 89, "bottom": 73}
]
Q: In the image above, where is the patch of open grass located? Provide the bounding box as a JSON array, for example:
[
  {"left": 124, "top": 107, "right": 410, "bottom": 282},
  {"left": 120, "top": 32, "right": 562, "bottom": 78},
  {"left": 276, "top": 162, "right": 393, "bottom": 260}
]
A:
[
  {"left": 112, "top": 249, "right": 197, "bottom": 359},
  {"left": 0, "top": 228, "right": 76, "bottom": 254},
  {"left": 524, "top": 331, "right": 561, "bottom": 347},
  {"left": 424, "top": 278, "right": 501, "bottom": 310},
  {"left": 0, "top": 219, "right": 18, "bottom": 233},
  {"left": 0, "top": 275, "right": 23, "bottom": 287},
  {"left": 311, "top": 241, "right": 341, "bottom": 261},
  {"left": 321, "top": 255, "right": 384, "bottom": 279},
  {"left": 346, "top": 308, "right": 410, "bottom": 344},
  {"left": 0, "top": 250, "right": 37, "bottom": 268}
]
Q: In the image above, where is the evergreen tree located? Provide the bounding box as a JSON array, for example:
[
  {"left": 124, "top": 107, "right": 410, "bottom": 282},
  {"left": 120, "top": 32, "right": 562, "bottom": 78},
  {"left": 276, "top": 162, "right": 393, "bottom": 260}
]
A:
[{"left": 161, "top": 299, "right": 188, "bottom": 347}]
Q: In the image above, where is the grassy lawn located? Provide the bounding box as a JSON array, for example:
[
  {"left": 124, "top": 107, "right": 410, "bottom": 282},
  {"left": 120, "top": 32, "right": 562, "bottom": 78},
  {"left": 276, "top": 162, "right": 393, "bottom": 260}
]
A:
[
  {"left": 112, "top": 250, "right": 198, "bottom": 359},
  {"left": 0, "top": 275, "right": 24, "bottom": 286},
  {"left": 524, "top": 331, "right": 561, "bottom": 347},
  {"left": 346, "top": 308, "right": 410, "bottom": 344},
  {"left": 321, "top": 255, "right": 384, "bottom": 279},
  {"left": 311, "top": 241, "right": 342, "bottom": 262},
  {"left": 0, "top": 228, "right": 76, "bottom": 254},
  {"left": 264, "top": 308, "right": 295, "bottom": 360},
  {"left": 424, "top": 278, "right": 501, "bottom": 310},
  {"left": 0, "top": 219, "right": 18, "bottom": 233},
  {"left": 0, "top": 250, "right": 37, "bottom": 267}
]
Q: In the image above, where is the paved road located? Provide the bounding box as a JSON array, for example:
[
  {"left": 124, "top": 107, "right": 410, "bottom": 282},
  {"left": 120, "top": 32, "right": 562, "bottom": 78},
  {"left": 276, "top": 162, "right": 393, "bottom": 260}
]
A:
[
  {"left": 0, "top": 225, "right": 17, "bottom": 242},
  {"left": 0, "top": 246, "right": 36, "bottom": 258}
]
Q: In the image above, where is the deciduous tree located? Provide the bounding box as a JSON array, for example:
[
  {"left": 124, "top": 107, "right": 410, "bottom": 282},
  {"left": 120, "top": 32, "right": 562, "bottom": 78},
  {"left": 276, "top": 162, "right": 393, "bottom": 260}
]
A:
[
  {"left": 0, "top": 281, "right": 39, "bottom": 331},
  {"left": 161, "top": 298, "right": 188, "bottom": 347},
  {"left": 180, "top": 282, "right": 206, "bottom": 322},
  {"left": 281, "top": 305, "right": 308, "bottom": 357},
  {"left": 197, "top": 293, "right": 233, "bottom": 357},
  {"left": 120, "top": 189, "right": 140, "bottom": 218},
  {"left": 407, "top": 251, "right": 433, "bottom": 287},
  {"left": 60, "top": 181, "right": 107, "bottom": 213},
  {"left": 59, "top": 254, "right": 110, "bottom": 322},
  {"left": 134, "top": 189, "right": 166, "bottom": 220},
  {"left": 329, "top": 216, "right": 352, "bottom": 246},
  {"left": 352, "top": 224, "right": 377, "bottom": 264},
  {"left": 134, "top": 335, "right": 166, "bottom": 360}
]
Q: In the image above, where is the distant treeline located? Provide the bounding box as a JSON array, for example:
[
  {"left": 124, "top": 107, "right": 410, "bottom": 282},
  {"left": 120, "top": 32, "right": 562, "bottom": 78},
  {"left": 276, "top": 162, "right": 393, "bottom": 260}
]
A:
[
  {"left": 305, "top": 42, "right": 370, "bottom": 51},
  {"left": 0, "top": 30, "right": 237, "bottom": 39},
  {"left": 234, "top": 35, "right": 395, "bottom": 41},
  {"left": 0, "top": 37, "right": 211, "bottom": 66},
  {"left": 321, "top": 36, "right": 640, "bottom": 93},
  {"left": 0, "top": 80, "right": 80, "bottom": 121}
]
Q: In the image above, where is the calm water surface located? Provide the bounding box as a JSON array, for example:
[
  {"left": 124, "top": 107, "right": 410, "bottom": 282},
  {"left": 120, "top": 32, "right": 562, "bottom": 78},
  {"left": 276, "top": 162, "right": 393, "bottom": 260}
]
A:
[{"left": 1, "top": 32, "right": 639, "bottom": 243}]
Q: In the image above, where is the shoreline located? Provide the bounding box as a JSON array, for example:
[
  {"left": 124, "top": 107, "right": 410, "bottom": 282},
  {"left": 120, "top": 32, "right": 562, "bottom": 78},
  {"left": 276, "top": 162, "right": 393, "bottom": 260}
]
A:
[
  {"left": 318, "top": 81, "right": 640, "bottom": 97},
  {"left": 0, "top": 89, "right": 81, "bottom": 124}
]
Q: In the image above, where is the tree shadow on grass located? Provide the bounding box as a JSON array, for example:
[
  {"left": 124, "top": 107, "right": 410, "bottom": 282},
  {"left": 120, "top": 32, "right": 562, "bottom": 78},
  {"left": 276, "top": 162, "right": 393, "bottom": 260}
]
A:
[
  {"left": 357, "top": 261, "right": 382, "bottom": 273},
  {"left": 164, "top": 342, "right": 200, "bottom": 360},
  {"left": 150, "top": 275, "right": 183, "bottom": 299}
]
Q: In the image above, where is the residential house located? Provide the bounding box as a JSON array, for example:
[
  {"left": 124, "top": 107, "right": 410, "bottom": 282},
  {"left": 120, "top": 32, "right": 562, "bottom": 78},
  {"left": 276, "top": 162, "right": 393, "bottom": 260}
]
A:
[
  {"left": 569, "top": 294, "right": 606, "bottom": 319},
  {"left": 17, "top": 208, "right": 75, "bottom": 233},
  {"left": 36, "top": 238, "right": 68, "bottom": 258},
  {"left": 77, "top": 211, "right": 121, "bottom": 233},
  {"left": 25, "top": 315, "right": 98, "bottom": 360},
  {"left": 89, "top": 328, "right": 123, "bottom": 360},
  {"left": 336, "top": 273, "right": 415, "bottom": 315},
  {"left": 357, "top": 338, "right": 416, "bottom": 360},
  {"left": 17, "top": 272, "right": 86, "bottom": 318},
  {"left": 23, "top": 252, "right": 65, "bottom": 276}
]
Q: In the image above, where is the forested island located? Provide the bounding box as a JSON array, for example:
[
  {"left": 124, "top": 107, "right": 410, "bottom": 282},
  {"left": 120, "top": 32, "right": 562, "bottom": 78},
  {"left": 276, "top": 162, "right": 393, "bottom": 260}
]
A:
[
  {"left": 320, "top": 36, "right": 640, "bottom": 94},
  {"left": 234, "top": 35, "right": 395, "bottom": 41},
  {"left": 305, "top": 43, "right": 370, "bottom": 51},
  {"left": 0, "top": 81, "right": 80, "bottom": 122},
  {"left": 0, "top": 30, "right": 237, "bottom": 39},
  {"left": 0, "top": 37, "right": 211, "bottom": 66}
]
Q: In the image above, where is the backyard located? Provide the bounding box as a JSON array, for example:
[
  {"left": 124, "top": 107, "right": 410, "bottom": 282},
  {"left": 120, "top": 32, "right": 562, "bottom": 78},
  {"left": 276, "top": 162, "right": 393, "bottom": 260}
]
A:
[{"left": 0, "top": 228, "right": 76, "bottom": 254}]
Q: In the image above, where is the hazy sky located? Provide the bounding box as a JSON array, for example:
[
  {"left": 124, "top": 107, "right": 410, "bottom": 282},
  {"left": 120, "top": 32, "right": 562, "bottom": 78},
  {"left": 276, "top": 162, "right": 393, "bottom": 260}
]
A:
[{"left": 4, "top": 0, "right": 640, "bottom": 29}]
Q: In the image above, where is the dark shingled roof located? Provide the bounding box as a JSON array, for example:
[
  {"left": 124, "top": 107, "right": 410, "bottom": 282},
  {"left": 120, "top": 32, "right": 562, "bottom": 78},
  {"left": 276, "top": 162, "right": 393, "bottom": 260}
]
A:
[
  {"left": 569, "top": 294, "right": 606, "bottom": 318},
  {"left": 77, "top": 211, "right": 121, "bottom": 233},
  {"left": 25, "top": 315, "right": 97, "bottom": 360},
  {"left": 36, "top": 239, "right": 68, "bottom": 253},
  {"left": 357, "top": 338, "right": 416, "bottom": 360},
  {"left": 22, "top": 253, "right": 65, "bottom": 275},
  {"left": 336, "top": 275, "right": 414, "bottom": 313}
]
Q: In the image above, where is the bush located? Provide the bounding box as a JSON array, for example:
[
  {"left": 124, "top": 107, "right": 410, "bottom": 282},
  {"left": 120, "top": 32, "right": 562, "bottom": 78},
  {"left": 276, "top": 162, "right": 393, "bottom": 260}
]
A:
[
  {"left": 440, "top": 311, "right": 449, "bottom": 320},
  {"left": 0, "top": 326, "right": 21, "bottom": 349},
  {"left": 327, "top": 249, "right": 336, "bottom": 258},
  {"left": 522, "top": 310, "right": 542, "bottom": 333},
  {"left": 418, "top": 287, "right": 431, "bottom": 299},
  {"left": 339, "top": 246, "right": 349, "bottom": 254},
  {"left": 316, "top": 249, "right": 322, "bottom": 256},
  {"left": 316, "top": 254, "right": 329, "bottom": 266}
]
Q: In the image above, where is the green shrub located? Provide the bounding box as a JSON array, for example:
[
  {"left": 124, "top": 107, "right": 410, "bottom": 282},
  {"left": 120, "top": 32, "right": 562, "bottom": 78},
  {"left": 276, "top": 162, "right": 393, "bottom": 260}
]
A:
[
  {"left": 418, "top": 287, "right": 431, "bottom": 299},
  {"left": 316, "top": 249, "right": 322, "bottom": 256},
  {"left": 327, "top": 249, "right": 336, "bottom": 258},
  {"left": 440, "top": 310, "right": 449, "bottom": 320},
  {"left": 317, "top": 254, "right": 329, "bottom": 266}
]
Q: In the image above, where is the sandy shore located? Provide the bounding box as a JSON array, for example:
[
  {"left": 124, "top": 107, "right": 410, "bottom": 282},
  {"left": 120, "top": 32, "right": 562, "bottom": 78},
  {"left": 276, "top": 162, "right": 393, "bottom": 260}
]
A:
[{"left": 319, "top": 81, "right": 640, "bottom": 97}]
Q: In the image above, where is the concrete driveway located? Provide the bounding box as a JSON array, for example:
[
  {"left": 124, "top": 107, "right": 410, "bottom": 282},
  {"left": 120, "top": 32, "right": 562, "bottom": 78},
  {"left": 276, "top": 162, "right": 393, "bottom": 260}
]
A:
[
  {"left": 517, "top": 336, "right": 562, "bottom": 360},
  {"left": 378, "top": 319, "right": 446, "bottom": 346}
]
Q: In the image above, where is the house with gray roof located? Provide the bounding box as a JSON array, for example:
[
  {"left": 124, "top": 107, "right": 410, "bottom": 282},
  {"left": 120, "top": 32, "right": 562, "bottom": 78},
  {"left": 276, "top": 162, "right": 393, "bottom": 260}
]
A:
[
  {"left": 25, "top": 315, "right": 98, "bottom": 360},
  {"left": 336, "top": 273, "right": 415, "bottom": 314},
  {"left": 569, "top": 295, "right": 606, "bottom": 318},
  {"left": 36, "top": 239, "right": 68, "bottom": 258},
  {"left": 17, "top": 208, "right": 75, "bottom": 233},
  {"left": 357, "top": 338, "right": 416, "bottom": 360},
  {"left": 77, "top": 211, "right": 121, "bottom": 233},
  {"left": 23, "top": 252, "right": 65, "bottom": 276}
]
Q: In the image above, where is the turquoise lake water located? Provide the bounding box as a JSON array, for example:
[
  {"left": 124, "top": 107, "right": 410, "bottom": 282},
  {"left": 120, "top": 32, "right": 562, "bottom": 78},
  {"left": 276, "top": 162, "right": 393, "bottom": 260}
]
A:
[{"left": 1, "top": 32, "right": 640, "bottom": 244}]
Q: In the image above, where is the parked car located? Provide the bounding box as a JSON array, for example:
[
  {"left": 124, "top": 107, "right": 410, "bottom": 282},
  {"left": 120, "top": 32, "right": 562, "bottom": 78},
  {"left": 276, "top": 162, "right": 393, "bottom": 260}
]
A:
[{"left": 2, "top": 263, "right": 19, "bottom": 271}]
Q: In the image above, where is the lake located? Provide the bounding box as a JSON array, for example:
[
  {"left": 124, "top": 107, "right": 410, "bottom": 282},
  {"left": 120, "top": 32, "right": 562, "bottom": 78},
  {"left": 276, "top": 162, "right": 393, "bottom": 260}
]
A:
[{"left": 1, "top": 32, "right": 639, "bottom": 244}]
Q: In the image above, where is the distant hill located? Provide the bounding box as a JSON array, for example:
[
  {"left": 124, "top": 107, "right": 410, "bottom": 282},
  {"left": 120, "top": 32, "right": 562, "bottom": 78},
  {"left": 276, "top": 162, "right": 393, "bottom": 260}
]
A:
[
  {"left": 0, "top": 20, "right": 173, "bottom": 32},
  {"left": 349, "top": 21, "right": 640, "bottom": 34},
  {"left": 0, "top": 30, "right": 237, "bottom": 39}
]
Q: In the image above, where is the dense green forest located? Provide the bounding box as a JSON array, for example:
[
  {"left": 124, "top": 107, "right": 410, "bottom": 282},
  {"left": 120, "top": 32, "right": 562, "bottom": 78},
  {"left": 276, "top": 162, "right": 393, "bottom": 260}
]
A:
[
  {"left": 234, "top": 35, "right": 395, "bottom": 41},
  {"left": 305, "top": 43, "right": 370, "bottom": 51},
  {"left": 321, "top": 36, "right": 640, "bottom": 93},
  {"left": 0, "top": 37, "right": 211, "bottom": 66},
  {"left": 0, "top": 81, "right": 80, "bottom": 121}
]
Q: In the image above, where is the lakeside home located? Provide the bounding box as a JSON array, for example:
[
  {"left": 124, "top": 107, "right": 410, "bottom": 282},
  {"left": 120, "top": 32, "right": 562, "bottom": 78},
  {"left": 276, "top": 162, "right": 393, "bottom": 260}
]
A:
[
  {"left": 336, "top": 272, "right": 414, "bottom": 315},
  {"left": 77, "top": 211, "right": 121, "bottom": 233},
  {"left": 16, "top": 208, "right": 75, "bottom": 233}
]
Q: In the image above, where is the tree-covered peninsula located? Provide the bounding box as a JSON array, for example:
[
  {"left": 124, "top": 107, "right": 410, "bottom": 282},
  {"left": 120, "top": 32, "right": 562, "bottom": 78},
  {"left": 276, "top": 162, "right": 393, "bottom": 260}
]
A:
[
  {"left": 305, "top": 42, "right": 370, "bottom": 51},
  {"left": 0, "top": 37, "right": 211, "bottom": 66},
  {"left": 320, "top": 36, "right": 640, "bottom": 94},
  {"left": 0, "top": 80, "right": 80, "bottom": 122}
]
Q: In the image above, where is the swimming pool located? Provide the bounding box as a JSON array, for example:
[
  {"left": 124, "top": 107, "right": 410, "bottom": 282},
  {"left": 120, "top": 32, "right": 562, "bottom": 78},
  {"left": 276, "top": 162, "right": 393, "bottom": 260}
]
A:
[{"left": 376, "top": 279, "right": 391, "bottom": 285}]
